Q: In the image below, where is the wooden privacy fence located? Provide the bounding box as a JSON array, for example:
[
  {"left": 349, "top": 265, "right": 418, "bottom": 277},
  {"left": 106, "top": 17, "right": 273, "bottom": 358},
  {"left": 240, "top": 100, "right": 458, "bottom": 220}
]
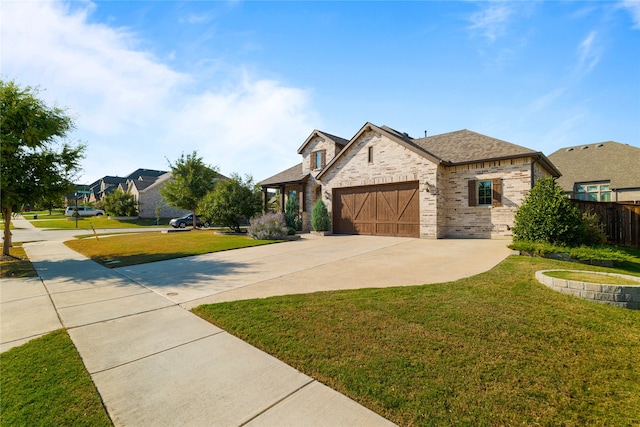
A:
[{"left": 572, "top": 200, "right": 640, "bottom": 248}]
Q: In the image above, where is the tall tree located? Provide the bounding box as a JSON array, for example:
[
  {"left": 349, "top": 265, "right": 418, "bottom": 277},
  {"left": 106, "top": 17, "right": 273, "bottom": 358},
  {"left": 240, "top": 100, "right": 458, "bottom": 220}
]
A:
[
  {"left": 1, "top": 80, "right": 85, "bottom": 256},
  {"left": 160, "top": 151, "right": 218, "bottom": 228},
  {"left": 198, "top": 173, "right": 262, "bottom": 233}
]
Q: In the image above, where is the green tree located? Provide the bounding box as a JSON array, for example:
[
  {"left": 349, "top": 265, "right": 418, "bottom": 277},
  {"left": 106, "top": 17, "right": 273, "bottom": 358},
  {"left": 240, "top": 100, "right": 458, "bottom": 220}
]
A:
[
  {"left": 198, "top": 174, "right": 261, "bottom": 233},
  {"left": 103, "top": 189, "right": 137, "bottom": 217},
  {"left": 512, "top": 177, "right": 585, "bottom": 245},
  {"left": 311, "top": 199, "right": 331, "bottom": 231},
  {"left": 160, "top": 151, "right": 218, "bottom": 228},
  {"left": 284, "top": 191, "right": 302, "bottom": 231},
  {"left": 1, "top": 80, "right": 84, "bottom": 256}
]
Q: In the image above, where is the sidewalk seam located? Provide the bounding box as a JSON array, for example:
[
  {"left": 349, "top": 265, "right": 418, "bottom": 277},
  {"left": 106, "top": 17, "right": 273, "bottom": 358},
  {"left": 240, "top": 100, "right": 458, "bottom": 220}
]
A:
[
  {"left": 88, "top": 330, "right": 225, "bottom": 375},
  {"left": 52, "top": 288, "right": 152, "bottom": 309},
  {"left": 63, "top": 304, "right": 180, "bottom": 330},
  {"left": 238, "top": 378, "right": 316, "bottom": 426}
]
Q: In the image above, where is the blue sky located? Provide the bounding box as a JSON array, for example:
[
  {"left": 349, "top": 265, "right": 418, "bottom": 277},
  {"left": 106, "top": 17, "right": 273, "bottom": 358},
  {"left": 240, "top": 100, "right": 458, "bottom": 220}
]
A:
[{"left": 2, "top": 1, "right": 639, "bottom": 184}]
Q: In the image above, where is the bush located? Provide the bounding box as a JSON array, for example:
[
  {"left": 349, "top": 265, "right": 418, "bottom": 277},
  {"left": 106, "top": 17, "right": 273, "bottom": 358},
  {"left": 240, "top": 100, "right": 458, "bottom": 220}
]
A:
[
  {"left": 508, "top": 241, "right": 633, "bottom": 263},
  {"left": 102, "top": 189, "right": 137, "bottom": 217},
  {"left": 311, "top": 199, "right": 331, "bottom": 231},
  {"left": 581, "top": 211, "right": 607, "bottom": 245},
  {"left": 199, "top": 174, "right": 262, "bottom": 233},
  {"left": 512, "top": 177, "right": 585, "bottom": 245},
  {"left": 248, "top": 212, "right": 288, "bottom": 240},
  {"left": 284, "top": 192, "right": 302, "bottom": 231}
]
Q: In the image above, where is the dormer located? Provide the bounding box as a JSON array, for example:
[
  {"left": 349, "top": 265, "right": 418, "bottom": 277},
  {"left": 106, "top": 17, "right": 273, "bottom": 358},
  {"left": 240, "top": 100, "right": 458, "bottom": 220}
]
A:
[{"left": 297, "top": 130, "right": 348, "bottom": 175}]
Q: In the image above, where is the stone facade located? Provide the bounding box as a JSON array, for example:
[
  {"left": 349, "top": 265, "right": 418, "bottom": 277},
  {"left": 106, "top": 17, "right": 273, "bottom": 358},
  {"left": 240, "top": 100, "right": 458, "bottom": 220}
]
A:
[
  {"left": 136, "top": 174, "right": 190, "bottom": 219},
  {"left": 299, "top": 135, "right": 344, "bottom": 231},
  {"left": 440, "top": 157, "right": 552, "bottom": 238}
]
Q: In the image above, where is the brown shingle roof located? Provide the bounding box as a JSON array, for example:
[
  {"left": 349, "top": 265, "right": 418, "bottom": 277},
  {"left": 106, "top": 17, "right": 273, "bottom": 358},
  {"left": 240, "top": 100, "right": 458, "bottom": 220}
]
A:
[
  {"left": 413, "top": 129, "right": 537, "bottom": 164},
  {"left": 260, "top": 163, "right": 308, "bottom": 186},
  {"left": 549, "top": 142, "right": 640, "bottom": 191}
]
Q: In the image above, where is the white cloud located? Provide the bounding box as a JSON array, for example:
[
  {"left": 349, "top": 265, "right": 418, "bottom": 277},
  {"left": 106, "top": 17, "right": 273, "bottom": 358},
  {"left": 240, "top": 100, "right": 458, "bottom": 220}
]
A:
[
  {"left": 577, "top": 31, "right": 602, "bottom": 74},
  {"left": 468, "top": 3, "right": 513, "bottom": 42},
  {"left": 528, "top": 88, "right": 567, "bottom": 113},
  {"left": 619, "top": 0, "right": 640, "bottom": 29},
  {"left": 1, "top": 0, "right": 317, "bottom": 183}
]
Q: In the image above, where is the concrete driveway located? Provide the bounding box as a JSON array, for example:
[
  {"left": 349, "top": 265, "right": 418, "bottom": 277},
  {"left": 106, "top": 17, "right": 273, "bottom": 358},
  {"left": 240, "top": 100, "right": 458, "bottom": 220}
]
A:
[{"left": 117, "top": 234, "right": 513, "bottom": 309}]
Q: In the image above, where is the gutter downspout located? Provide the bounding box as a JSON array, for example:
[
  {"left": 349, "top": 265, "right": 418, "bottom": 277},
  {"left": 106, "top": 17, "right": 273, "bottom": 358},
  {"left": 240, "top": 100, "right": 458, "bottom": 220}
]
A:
[{"left": 531, "top": 158, "right": 536, "bottom": 188}]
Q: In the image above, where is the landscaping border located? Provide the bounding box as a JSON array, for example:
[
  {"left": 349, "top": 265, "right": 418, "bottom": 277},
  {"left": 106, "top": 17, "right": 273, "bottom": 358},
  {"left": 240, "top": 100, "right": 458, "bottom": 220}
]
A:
[{"left": 536, "top": 270, "right": 640, "bottom": 309}]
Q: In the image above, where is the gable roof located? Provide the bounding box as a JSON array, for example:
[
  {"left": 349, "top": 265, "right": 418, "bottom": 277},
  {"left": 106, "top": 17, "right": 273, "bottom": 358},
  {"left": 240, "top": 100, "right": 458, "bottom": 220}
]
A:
[
  {"left": 318, "top": 123, "right": 561, "bottom": 179},
  {"left": 297, "top": 130, "right": 349, "bottom": 154},
  {"left": 317, "top": 123, "right": 444, "bottom": 180},
  {"left": 260, "top": 163, "right": 308, "bottom": 186},
  {"left": 126, "top": 168, "right": 166, "bottom": 180},
  {"left": 549, "top": 141, "right": 640, "bottom": 191}
]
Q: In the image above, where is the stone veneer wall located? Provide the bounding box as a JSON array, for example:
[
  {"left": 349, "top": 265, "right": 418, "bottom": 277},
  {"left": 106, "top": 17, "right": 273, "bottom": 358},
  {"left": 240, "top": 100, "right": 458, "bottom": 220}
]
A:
[
  {"left": 536, "top": 270, "right": 640, "bottom": 309},
  {"left": 301, "top": 136, "right": 344, "bottom": 232},
  {"left": 138, "top": 182, "right": 190, "bottom": 219},
  {"left": 320, "top": 130, "right": 439, "bottom": 238},
  {"left": 440, "top": 157, "right": 552, "bottom": 238}
]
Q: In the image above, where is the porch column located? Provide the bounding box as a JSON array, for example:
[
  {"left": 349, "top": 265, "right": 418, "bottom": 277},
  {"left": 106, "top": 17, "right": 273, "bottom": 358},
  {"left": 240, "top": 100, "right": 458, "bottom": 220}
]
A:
[
  {"left": 280, "top": 185, "right": 285, "bottom": 212},
  {"left": 299, "top": 183, "right": 305, "bottom": 212},
  {"left": 262, "top": 187, "right": 268, "bottom": 213}
]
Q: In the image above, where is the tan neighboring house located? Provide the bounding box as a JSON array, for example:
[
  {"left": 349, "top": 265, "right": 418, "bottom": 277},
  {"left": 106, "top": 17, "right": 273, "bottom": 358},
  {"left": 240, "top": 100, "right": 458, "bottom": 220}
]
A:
[
  {"left": 130, "top": 171, "right": 229, "bottom": 219},
  {"left": 260, "top": 122, "right": 560, "bottom": 239},
  {"left": 130, "top": 172, "right": 190, "bottom": 219},
  {"left": 548, "top": 142, "right": 640, "bottom": 203}
]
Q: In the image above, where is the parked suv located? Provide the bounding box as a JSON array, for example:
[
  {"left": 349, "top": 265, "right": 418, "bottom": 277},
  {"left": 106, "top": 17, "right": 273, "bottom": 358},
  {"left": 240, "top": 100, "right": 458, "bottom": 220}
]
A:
[
  {"left": 169, "top": 214, "right": 210, "bottom": 228},
  {"left": 65, "top": 206, "right": 105, "bottom": 217}
]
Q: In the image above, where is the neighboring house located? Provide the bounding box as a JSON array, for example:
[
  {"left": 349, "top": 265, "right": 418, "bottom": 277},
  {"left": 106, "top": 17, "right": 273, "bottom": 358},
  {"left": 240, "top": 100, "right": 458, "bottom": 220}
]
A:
[
  {"left": 260, "top": 122, "right": 560, "bottom": 239},
  {"left": 134, "top": 171, "right": 229, "bottom": 219},
  {"left": 548, "top": 142, "right": 640, "bottom": 203},
  {"left": 134, "top": 172, "right": 190, "bottom": 219}
]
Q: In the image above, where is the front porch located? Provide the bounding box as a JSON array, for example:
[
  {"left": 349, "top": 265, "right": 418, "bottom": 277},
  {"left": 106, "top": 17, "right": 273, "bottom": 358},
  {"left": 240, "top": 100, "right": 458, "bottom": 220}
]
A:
[{"left": 260, "top": 163, "right": 311, "bottom": 231}]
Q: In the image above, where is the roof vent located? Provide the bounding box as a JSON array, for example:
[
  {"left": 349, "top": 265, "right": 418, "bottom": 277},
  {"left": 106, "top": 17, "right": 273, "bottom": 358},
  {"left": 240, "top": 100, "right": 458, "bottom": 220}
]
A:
[
  {"left": 596, "top": 143, "right": 604, "bottom": 148},
  {"left": 566, "top": 148, "right": 573, "bottom": 152},
  {"left": 581, "top": 146, "right": 588, "bottom": 150}
]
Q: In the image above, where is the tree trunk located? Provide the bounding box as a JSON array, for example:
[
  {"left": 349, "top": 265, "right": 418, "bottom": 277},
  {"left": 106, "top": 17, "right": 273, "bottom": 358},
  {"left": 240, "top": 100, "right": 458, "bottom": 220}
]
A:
[{"left": 2, "top": 206, "right": 13, "bottom": 256}]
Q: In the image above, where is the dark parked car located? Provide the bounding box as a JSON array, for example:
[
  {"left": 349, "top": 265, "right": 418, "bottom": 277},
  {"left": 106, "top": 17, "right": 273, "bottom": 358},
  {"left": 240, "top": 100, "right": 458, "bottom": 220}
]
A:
[{"left": 169, "top": 214, "right": 210, "bottom": 229}]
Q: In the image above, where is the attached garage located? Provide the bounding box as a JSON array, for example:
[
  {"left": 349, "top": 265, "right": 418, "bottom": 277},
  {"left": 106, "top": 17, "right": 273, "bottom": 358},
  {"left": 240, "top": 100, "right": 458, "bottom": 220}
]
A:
[{"left": 333, "top": 182, "right": 420, "bottom": 237}]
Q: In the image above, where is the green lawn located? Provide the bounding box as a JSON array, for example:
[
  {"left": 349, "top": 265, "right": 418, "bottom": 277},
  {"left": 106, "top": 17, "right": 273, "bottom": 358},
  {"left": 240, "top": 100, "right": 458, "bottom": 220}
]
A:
[
  {"left": 32, "top": 216, "right": 170, "bottom": 229},
  {"left": 65, "top": 230, "right": 281, "bottom": 267},
  {"left": 0, "top": 330, "right": 112, "bottom": 426},
  {"left": 193, "top": 254, "right": 640, "bottom": 427},
  {"left": 0, "top": 243, "right": 38, "bottom": 278}
]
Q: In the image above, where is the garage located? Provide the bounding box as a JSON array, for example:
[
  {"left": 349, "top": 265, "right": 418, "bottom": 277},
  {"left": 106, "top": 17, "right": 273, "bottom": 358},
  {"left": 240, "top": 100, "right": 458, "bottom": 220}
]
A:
[{"left": 333, "top": 181, "right": 420, "bottom": 237}]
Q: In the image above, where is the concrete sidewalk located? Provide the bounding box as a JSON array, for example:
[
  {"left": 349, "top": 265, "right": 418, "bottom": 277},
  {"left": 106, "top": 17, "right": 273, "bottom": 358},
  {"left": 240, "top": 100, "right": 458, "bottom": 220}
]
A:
[{"left": 4, "top": 237, "right": 396, "bottom": 426}]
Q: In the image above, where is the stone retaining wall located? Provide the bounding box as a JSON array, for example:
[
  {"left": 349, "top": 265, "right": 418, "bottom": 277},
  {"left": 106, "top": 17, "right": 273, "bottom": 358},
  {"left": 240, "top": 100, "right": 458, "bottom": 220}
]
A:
[{"left": 536, "top": 270, "right": 640, "bottom": 309}]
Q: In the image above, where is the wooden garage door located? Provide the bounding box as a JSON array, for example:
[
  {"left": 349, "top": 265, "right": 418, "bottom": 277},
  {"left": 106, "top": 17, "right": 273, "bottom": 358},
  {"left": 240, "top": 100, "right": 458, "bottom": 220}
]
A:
[{"left": 333, "top": 182, "right": 420, "bottom": 237}]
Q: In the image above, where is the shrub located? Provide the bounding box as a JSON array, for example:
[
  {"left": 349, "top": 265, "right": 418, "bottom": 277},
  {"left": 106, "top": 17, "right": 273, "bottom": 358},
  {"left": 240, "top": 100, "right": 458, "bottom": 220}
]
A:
[
  {"left": 512, "top": 177, "right": 585, "bottom": 245},
  {"left": 311, "top": 199, "right": 331, "bottom": 231},
  {"left": 581, "top": 211, "right": 607, "bottom": 245},
  {"left": 284, "top": 192, "right": 302, "bottom": 231},
  {"left": 102, "top": 189, "right": 137, "bottom": 217},
  {"left": 199, "top": 174, "right": 262, "bottom": 233},
  {"left": 508, "top": 241, "right": 633, "bottom": 263},
  {"left": 248, "top": 212, "right": 288, "bottom": 240}
]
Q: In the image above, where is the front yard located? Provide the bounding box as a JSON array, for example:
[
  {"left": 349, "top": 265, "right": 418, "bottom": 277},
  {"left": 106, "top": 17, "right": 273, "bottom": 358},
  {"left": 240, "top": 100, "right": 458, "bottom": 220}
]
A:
[
  {"left": 3, "top": 224, "right": 639, "bottom": 426},
  {"left": 193, "top": 252, "right": 640, "bottom": 426}
]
